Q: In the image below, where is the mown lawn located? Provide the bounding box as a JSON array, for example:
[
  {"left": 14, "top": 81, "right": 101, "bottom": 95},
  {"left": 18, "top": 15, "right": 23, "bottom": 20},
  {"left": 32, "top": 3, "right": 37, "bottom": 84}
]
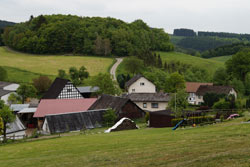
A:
[
  {"left": 1, "top": 116, "right": 250, "bottom": 167},
  {"left": 0, "top": 47, "right": 114, "bottom": 77},
  {"left": 158, "top": 51, "right": 224, "bottom": 75}
]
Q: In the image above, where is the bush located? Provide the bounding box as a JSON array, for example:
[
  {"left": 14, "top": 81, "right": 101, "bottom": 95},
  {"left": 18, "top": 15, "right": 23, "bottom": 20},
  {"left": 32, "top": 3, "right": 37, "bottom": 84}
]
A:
[
  {"left": 103, "top": 109, "right": 117, "bottom": 126},
  {"left": 145, "top": 112, "right": 149, "bottom": 123},
  {"left": 32, "top": 76, "right": 52, "bottom": 95}
]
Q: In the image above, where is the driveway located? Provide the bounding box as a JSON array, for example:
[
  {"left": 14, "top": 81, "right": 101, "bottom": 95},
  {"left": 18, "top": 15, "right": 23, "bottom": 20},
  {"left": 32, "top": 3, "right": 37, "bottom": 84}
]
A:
[{"left": 110, "top": 58, "right": 123, "bottom": 81}]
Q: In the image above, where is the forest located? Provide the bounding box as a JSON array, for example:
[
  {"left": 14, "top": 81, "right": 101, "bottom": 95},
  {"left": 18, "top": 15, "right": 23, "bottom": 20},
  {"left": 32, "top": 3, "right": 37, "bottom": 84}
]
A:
[
  {"left": 0, "top": 20, "right": 15, "bottom": 46},
  {"left": 2, "top": 15, "right": 174, "bottom": 57}
]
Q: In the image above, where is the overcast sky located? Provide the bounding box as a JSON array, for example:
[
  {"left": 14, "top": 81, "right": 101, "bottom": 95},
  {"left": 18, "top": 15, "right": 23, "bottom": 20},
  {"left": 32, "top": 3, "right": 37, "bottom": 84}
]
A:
[{"left": 1, "top": 0, "right": 250, "bottom": 34}]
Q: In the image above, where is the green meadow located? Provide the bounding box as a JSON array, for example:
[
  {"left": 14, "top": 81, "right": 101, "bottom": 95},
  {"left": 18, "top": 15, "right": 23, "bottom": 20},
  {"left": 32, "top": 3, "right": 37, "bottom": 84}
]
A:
[
  {"left": 1, "top": 114, "right": 250, "bottom": 167},
  {"left": 0, "top": 47, "right": 114, "bottom": 83}
]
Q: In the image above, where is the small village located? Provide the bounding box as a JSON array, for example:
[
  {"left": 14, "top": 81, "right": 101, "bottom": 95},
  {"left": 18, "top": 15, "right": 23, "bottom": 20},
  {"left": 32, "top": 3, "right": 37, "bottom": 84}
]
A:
[{"left": 0, "top": 73, "right": 240, "bottom": 140}]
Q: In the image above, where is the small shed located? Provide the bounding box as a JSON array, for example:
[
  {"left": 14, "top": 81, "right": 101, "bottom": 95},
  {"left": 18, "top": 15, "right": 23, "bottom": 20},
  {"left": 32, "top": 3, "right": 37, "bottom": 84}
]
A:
[
  {"left": 42, "top": 110, "right": 106, "bottom": 134},
  {"left": 149, "top": 110, "right": 175, "bottom": 128}
]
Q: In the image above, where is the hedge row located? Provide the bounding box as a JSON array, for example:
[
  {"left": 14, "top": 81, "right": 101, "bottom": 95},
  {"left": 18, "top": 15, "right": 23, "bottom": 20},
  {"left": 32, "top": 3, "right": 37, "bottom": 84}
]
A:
[{"left": 171, "top": 116, "right": 215, "bottom": 126}]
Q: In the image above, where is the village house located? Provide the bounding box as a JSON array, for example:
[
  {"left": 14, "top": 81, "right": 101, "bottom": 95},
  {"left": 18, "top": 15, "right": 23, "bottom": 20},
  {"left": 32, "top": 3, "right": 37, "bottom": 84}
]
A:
[
  {"left": 122, "top": 93, "right": 170, "bottom": 111},
  {"left": 125, "top": 74, "right": 156, "bottom": 93},
  {"left": 33, "top": 98, "right": 97, "bottom": 129},
  {"left": 42, "top": 78, "right": 83, "bottom": 99},
  {"left": 0, "top": 81, "right": 20, "bottom": 104},
  {"left": 89, "top": 94, "right": 144, "bottom": 119},
  {"left": 186, "top": 82, "right": 213, "bottom": 105},
  {"left": 196, "top": 85, "right": 237, "bottom": 103}
]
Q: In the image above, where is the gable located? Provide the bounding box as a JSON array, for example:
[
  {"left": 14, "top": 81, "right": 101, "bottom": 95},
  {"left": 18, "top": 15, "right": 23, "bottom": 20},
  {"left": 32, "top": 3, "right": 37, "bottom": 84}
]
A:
[
  {"left": 128, "top": 77, "right": 156, "bottom": 93},
  {"left": 57, "top": 83, "right": 83, "bottom": 99}
]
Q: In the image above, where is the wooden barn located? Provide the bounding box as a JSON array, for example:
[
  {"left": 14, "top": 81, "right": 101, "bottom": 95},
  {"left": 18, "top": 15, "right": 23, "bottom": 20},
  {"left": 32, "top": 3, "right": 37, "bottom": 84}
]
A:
[
  {"left": 149, "top": 110, "right": 175, "bottom": 128},
  {"left": 42, "top": 110, "right": 106, "bottom": 134},
  {"left": 89, "top": 94, "right": 145, "bottom": 119}
]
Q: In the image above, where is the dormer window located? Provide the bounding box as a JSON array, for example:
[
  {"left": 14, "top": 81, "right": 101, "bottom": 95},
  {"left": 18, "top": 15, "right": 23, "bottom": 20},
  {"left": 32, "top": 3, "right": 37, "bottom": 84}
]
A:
[{"left": 140, "top": 82, "right": 145, "bottom": 86}]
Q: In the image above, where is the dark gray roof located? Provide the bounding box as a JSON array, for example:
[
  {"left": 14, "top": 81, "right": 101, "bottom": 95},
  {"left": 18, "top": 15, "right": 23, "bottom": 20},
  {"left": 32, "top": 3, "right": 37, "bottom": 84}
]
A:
[
  {"left": 6, "top": 116, "right": 26, "bottom": 134},
  {"left": 0, "top": 89, "right": 12, "bottom": 97},
  {"left": 45, "top": 110, "right": 106, "bottom": 134},
  {"left": 77, "top": 86, "right": 99, "bottom": 93},
  {"left": 42, "top": 78, "right": 72, "bottom": 99},
  {"left": 125, "top": 74, "right": 143, "bottom": 89},
  {"left": 88, "top": 94, "right": 130, "bottom": 113},
  {"left": 122, "top": 93, "right": 171, "bottom": 102},
  {"left": 0, "top": 81, "right": 11, "bottom": 89},
  {"left": 196, "top": 85, "right": 234, "bottom": 96}
]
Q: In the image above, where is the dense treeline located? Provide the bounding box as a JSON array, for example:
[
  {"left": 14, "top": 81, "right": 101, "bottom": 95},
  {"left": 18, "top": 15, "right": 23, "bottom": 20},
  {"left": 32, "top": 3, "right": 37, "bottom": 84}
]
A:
[
  {"left": 198, "top": 31, "right": 250, "bottom": 41},
  {"left": 0, "top": 20, "right": 15, "bottom": 46},
  {"left": 173, "top": 29, "right": 196, "bottom": 37},
  {"left": 177, "top": 36, "right": 239, "bottom": 52},
  {"left": 3, "top": 15, "right": 174, "bottom": 56},
  {"left": 202, "top": 43, "right": 250, "bottom": 58}
]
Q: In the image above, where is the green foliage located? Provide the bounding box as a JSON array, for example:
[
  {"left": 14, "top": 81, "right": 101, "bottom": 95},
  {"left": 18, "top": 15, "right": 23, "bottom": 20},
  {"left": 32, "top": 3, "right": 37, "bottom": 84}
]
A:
[
  {"left": 173, "top": 29, "right": 196, "bottom": 37},
  {"left": 16, "top": 84, "right": 37, "bottom": 104},
  {"left": 165, "top": 72, "right": 185, "bottom": 93},
  {"left": 143, "top": 68, "right": 168, "bottom": 91},
  {"left": 226, "top": 50, "right": 250, "bottom": 81},
  {"left": 213, "top": 67, "right": 229, "bottom": 85},
  {"left": 230, "top": 78, "right": 245, "bottom": 96},
  {"left": 4, "top": 15, "right": 173, "bottom": 56},
  {"left": 0, "top": 66, "right": 7, "bottom": 81},
  {"left": 169, "top": 89, "right": 188, "bottom": 117},
  {"left": 103, "top": 109, "right": 117, "bottom": 126},
  {"left": 212, "top": 99, "right": 230, "bottom": 110},
  {"left": 246, "top": 96, "right": 250, "bottom": 109},
  {"left": 117, "top": 74, "right": 130, "bottom": 89},
  {"left": 69, "top": 66, "right": 89, "bottom": 85},
  {"left": 7, "top": 93, "right": 21, "bottom": 105},
  {"left": 145, "top": 112, "right": 150, "bottom": 123},
  {"left": 203, "top": 93, "right": 226, "bottom": 108},
  {"left": 244, "top": 73, "right": 250, "bottom": 95},
  {"left": 58, "top": 69, "right": 67, "bottom": 79},
  {"left": 32, "top": 76, "right": 52, "bottom": 95},
  {"left": 0, "top": 105, "right": 15, "bottom": 142},
  {"left": 123, "top": 56, "right": 144, "bottom": 74},
  {"left": 89, "top": 73, "right": 120, "bottom": 95}
]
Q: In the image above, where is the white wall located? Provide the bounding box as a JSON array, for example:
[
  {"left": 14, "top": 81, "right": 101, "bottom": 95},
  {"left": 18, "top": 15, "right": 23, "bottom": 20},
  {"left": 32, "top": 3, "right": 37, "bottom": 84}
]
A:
[
  {"left": 135, "top": 101, "right": 168, "bottom": 111},
  {"left": 128, "top": 77, "right": 156, "bottom": 94}
]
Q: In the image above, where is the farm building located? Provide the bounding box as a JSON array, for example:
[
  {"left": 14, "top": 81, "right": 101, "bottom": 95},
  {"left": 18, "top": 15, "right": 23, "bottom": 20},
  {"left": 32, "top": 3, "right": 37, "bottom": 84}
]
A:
[
  {"left": 89, "top": 94, "right": 144, "bottom": 119},
  {"left": 0, "top": 81, "right": 20, "bottom": 104},
  {"left": 34, "top": 98, "right": 97, "bottom": 129},
  {"left": 42, "top": 110, "right": 106, "bottom": 134},
  {"left": 18, "top": 108, "right": 37, "bottom": 128},
  {"left": 77, "top": 86, "right": 99, "bottom": 98},
  {"left": 122, "top": 92, "right": 171, "bottom": 111},
  {"left": 125, "top": 74, "right": 156, "bottom": 93},
  {"left": 149, "top": 110, "right": 175, "bottom": 128},
  {"left": 42, "top": 78, "right": 83, "bottom": 99}
]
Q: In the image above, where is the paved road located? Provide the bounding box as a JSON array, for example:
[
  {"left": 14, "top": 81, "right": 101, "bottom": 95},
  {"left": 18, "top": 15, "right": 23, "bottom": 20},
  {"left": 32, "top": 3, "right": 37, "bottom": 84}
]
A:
[{"left": 110, "top": 58, "right": 123, "bottom": 81}]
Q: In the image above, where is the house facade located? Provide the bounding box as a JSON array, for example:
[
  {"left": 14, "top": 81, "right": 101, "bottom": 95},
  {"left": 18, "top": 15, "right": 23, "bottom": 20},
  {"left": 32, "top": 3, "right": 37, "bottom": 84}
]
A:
[
  {"left": 125, "top": 74, "right": 156, "bottom": 94},
  {"left": 186, "top": 82, "right": 213, "bottom": 105},
  {"left": 122, "top": 93, "right": 170, "bottom": 112},
  {"left": 42, "top": 78, "right": 83, "bottom": 99}
]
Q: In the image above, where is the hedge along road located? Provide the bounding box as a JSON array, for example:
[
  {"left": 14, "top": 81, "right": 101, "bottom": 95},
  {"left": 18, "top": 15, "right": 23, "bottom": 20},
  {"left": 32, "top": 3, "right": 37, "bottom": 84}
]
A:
[{"left": 110, "top": 58, "right": 123, "bottom": 81}]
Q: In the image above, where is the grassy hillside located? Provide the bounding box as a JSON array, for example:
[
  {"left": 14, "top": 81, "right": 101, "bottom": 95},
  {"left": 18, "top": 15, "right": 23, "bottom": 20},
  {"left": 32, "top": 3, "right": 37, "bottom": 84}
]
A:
[
  {"left": 0, "top": 47, "right": 114, "bottom": 83},
  {"left": 158, "top": 51, "right": 224, "bottom": 75},
  {"left": 1, "top": 115, "right": 250, "bottom": 167},
  {"left": 209, "top": 55, "right": 232, "bottom": 63}
]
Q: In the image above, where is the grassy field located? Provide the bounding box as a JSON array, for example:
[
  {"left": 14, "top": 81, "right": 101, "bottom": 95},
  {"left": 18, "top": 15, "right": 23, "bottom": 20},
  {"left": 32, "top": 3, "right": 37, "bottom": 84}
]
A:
[
  {"left": 1, "top": 115, "right": 250, "bottom": 167},
  {"left": 158, "top": 51, "right": 224, "bottom": 75},
  {"left": 0, "top": 47, "right": 114, "bottom": 82},
  {"left": 209, "top": 55, "right": 232, "bottom": 63}
]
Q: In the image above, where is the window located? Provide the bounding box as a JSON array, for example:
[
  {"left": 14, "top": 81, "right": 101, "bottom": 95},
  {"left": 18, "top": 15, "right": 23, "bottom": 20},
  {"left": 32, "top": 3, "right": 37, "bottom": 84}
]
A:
[
  {"left": 140, "top": 82, "right": 145, "bottom": 86},
  {"left": 132, "top": 89, "right": 135, "bottom": 92},
  {"left": 151, "top": 103, "right": 159, "bottom": 108},
  {"left": 143, "top": 103, "right": 147, "bottom": 108}
]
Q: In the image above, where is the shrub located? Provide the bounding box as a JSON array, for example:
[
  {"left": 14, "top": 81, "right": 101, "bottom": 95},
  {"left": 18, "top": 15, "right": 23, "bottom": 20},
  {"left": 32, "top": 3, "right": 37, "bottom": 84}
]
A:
[
  {"left": 145, "top": 112, "right": 149, "bottom": 123},
  {"left": 103, "top": 109, "right": 117, "bottom": 126},
  {"left": 32, "top": 76, "right": 52, "bottom": 95}
]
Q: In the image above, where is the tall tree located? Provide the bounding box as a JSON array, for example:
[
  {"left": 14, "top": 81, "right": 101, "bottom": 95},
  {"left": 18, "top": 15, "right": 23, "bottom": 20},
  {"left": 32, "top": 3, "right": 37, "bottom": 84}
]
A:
[
  {"left": 0, "top": 103, "right": 15, "bottom": 142},
  {"left": 123, "top": 56, "right": 144, "bottom": 75},
  {"left": 32, "top": 76, "right": 52, "bottom": 95},
  {"left": 16, "top": 84, "right": 37, "bottom": 104},
  {"left": 165, "top": 72, "right": 185, "bottom": 93}
]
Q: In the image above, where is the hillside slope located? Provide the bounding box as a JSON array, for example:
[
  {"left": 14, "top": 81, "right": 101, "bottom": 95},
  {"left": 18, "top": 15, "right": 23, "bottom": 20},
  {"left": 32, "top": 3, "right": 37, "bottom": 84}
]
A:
[{"left": 0, "top": 47, "right": 114, "bottom": 83}]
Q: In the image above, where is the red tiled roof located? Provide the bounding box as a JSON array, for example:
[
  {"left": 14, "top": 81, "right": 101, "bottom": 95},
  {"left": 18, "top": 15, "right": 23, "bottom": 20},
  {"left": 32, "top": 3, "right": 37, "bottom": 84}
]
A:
[
  {"left": 185, "top": 82, "right": 213, "bottom": 93},
  {"left": 34, "top": 98, "right": 97, "bottom": 118}
]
